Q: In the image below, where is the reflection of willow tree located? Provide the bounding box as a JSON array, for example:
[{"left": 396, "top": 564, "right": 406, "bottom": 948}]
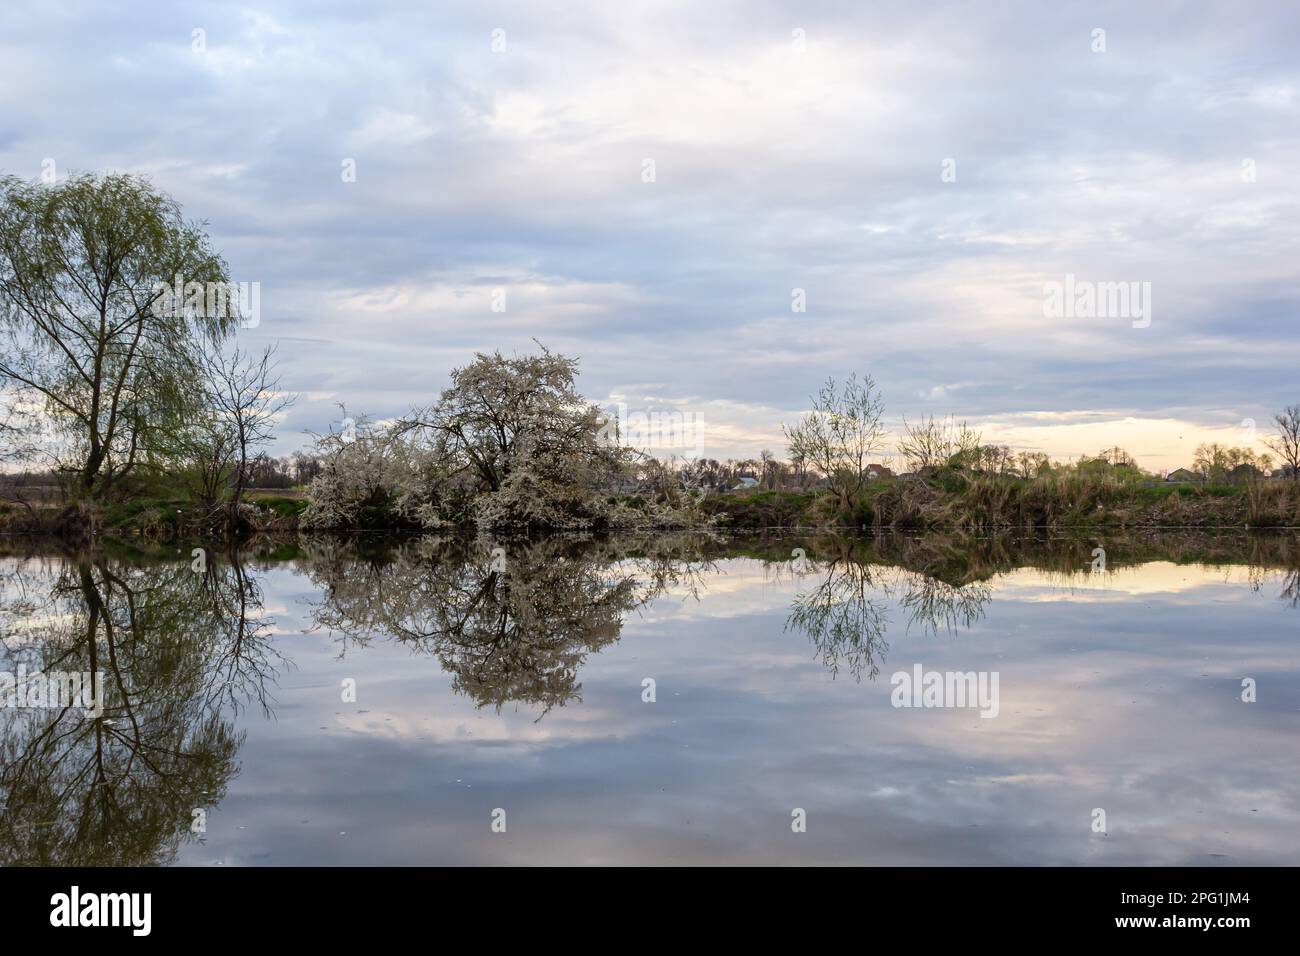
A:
[
  {"left": 780, "top": 530, "right": 1300, "bottom": 677},
  {"left": 785, "top": 550, "right": 890, "bottom": 681},
  {"left": 1240, "top": 537, "right": 1300, "bottom": 610},
  {"left": 306, "top": 535, "right": 713, "bottom": 716},
  {"left": 899, "top": 573, "right": 992, "bottom": 636},
  {"left": 783, "top": 538, "right": 994, "bottom": 680},
  {"left": 0, "top": 553, "right": 280, "bottom": 865},
  {"left": 1277, "top": 567, "right": 1300, "bottom": 609}
]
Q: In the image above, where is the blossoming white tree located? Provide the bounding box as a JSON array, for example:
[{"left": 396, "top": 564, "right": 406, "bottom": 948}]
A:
[{"left": 301, "top": 347, "right": 703, "bottom": 532}]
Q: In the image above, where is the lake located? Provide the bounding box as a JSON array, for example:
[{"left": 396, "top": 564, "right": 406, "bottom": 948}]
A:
[{"left": 1, "top": 532, "right": 1297, "bottom": 865}]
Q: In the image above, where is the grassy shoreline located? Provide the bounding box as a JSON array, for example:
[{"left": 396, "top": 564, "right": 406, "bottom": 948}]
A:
[
  {"left": 4, "top": 474, "right": 1300, "bottom": 543},
  {"left": 704, "top": 476, "right": 1300, "bottom": 532},
  {"left": 3, "top": 527, "right": 1298, "bottom": 594}
]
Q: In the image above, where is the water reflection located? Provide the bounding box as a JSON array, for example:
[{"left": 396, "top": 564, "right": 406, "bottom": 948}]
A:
[
  {"left": 0, "top": 531, "right": 1296, "bottom": 865},
  {"left": 786, "top": 546, "right": 891, "bottom": 680},
  {"left": 781, "top": 539, "right": 997, "bottom": 679},
  {"left": 305, "top": 536, "right": 713, "bottom": 714},
  {"left": 0, "top": 553, "right": 281, "bottom": 865}
]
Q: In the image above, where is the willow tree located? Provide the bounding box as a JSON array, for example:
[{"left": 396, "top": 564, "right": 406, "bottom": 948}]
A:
[
  {"left": 783, "top": 373, "right": 887, "bottom": 516},
  {"left": 0, "top": 556, "right": 264, "bottom": 864},
  {"left": 0, "top": 173, "right": 235, "bottom": 497}
]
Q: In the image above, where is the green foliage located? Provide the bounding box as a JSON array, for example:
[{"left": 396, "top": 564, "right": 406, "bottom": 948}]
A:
[
  {"left": 0, "top": 172, "right": 235, "bottom": 497},
  {"left": 851, "top": 493, "right": 874, "bottom": 528},
  {"left": 255, "top": 496, "right": 309, "bottom": 519},
  {"left": 1131, "top": 484, "right": 1178, "bottom": 505},
  {"left": 704, "top": 491, "right": 816, "bottom": 529},
  {"left": 933, "top": 466, "right": 970, "bottom": 494}
]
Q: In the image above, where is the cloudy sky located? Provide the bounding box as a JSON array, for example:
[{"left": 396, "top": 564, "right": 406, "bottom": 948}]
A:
[{"left": 3, "top": 0, "right": 1297, "bottom": 470}]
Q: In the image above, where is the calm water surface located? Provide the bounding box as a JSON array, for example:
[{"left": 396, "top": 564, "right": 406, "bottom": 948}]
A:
[{"left": 1, "top": 533, "right": 1297, "bottom": 865}]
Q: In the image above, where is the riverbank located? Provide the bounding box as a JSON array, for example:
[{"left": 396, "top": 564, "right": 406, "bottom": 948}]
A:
[
  {"left": 4, "top": 524, "right": 1299, "bottom": 585},
  {"left": 707, "top": 476, "right": 1300, "bottom": 531},
  {"left": 5, "top": 474, "right": 1299, "bottom": 542},
  {"left": 0, "top": 492, "right": 309, "bottom": 540}
]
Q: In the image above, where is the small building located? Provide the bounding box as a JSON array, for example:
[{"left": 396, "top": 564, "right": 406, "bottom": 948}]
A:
[
  {"left": 1165, "top": 468, "right": 1200, "bottom": 483},
  {"left": 732, "top": 475, "right": 759, "bottom": 491},
  {"left": 866, "top": 464, "right": 894, "bottom": 480},
  {"left": 1228, "top": 463, "right": 1265, "bottom": 484}
]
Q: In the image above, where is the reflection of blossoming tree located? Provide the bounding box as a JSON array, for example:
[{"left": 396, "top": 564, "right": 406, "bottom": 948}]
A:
[
  {"left": 307, "top": 535, "right": 714, "bottom": 717},
  {"left": 0, "top": 554, "right": 280, "bottom": 865}
]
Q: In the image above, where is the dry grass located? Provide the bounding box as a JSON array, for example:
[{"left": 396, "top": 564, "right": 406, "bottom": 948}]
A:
[{"left": 864, "top": 472, "right": 1300, "bottom": 531}]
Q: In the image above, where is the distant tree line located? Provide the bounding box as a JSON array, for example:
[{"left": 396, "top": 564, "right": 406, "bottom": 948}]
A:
[{"left": 3, "top": 171, "right": 1297, "bottom": 538}]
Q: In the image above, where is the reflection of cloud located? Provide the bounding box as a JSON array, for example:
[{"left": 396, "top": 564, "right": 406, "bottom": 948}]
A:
[
  {"left": 168, "top": 549, "right": 1300, "bottom": 864},
  {"left": 1000, "top": 561, "right": 1286, "bottom": 597}
]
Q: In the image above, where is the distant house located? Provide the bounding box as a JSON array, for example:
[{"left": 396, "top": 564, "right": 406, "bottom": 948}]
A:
[
  {"left": 731, "top": 475, "right": 759, "bottom": 491},
  {"left": 1165, "top": 468, "right": 1200, "bottom": 483},
  {"left": 1228, "top": 463, "right": 1265, "bottom": 484},
  {"left": 866, "top": 464, "right": 894, "bottom": 480},
  {"left": 1273, "top": 466, "right": 1297, "bottom": 480}
]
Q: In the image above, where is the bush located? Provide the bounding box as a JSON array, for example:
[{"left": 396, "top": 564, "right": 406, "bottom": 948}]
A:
[
  {"left": 702, "top": 491, "right": 816, "bottom": 528},
  {"left": 256, "top": 496, "right": 309, "bottom": 519}
]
